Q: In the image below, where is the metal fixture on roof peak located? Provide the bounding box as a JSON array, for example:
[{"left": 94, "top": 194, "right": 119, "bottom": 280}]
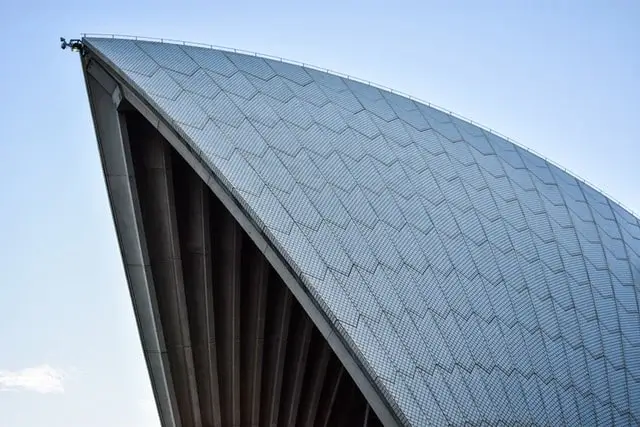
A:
[{"left": 60, "top": 37, "right": 84, "bottom": 54}]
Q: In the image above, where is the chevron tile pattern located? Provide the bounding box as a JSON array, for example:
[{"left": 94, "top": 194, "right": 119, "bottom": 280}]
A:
[{"left": 87, "top": 37, "right": 640, "bottom": 425}]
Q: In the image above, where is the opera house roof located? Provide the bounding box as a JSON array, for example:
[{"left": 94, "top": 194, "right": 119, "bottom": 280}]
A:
[{"left": 79, "top": 36, "right": 640, "bottom": 425}]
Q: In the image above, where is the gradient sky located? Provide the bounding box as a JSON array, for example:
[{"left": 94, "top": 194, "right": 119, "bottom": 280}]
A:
[{"left": 0, "top": 1, "right": 638, "bottom": 426}]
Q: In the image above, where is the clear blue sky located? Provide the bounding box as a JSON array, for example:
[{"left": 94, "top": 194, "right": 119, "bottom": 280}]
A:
[{"left": 0, "top": 1, "right": 638, "bottom": 426}]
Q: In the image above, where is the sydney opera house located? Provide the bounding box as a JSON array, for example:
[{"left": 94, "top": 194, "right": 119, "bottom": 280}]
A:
[{"left": 75, "top": 36, "right": 639, "bottom": 426}]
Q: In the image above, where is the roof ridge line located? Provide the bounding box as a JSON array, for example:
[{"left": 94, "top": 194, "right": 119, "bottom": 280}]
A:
[{"left": 81, "top": 32, "right": 638, "bottom": 219}]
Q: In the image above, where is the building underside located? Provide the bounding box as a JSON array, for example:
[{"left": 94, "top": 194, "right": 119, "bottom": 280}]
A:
[
  {"left": 83, "top": 53, "right": 391, "bottom": 426},
  {"left": 127, "top": 109, "right": 383, "bottom": 426}
]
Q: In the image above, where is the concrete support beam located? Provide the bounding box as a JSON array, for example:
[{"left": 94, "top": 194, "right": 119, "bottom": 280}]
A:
[
  {"left": 316, "top": 362, "right": 344, "bottom": 427},
  {"left": 212, "top": 205, "right": 242, "bottom": 427},
  {"left": 174, "top": 162, "right": 222, "bottom": 427},
  {"left": 261, "top": 282, "right": 293, "bottom": 426},
  {"left": 84, "top": 73, "right": 180, "bottom": 427},
  {"left": 280, "top": 313, "right": 313, "bottom": 426},
  {"left": 241, "top": 242, "right": 269, "bottom": 427},
  {"left": 299, "top": 335, "right": 331, "bottom": 427},
  {"left": 131, "top": 121, "right": 202, "bottom": 427},
  {"left": 364, "top": 404, "right": 371, "bottom": 427}
]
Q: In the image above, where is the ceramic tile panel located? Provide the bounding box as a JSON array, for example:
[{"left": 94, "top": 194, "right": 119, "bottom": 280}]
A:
[{"left": 88, "top": 37, "right": 640, "bottom": 426}]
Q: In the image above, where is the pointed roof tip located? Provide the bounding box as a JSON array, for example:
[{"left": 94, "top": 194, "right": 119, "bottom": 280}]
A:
[{"left": 60, "top": 37, "right": 84, "bottom": 54}]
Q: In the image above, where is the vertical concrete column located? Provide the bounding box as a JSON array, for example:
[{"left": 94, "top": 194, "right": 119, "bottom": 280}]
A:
[
  {"left": 212, "top": 204, "right": 242, "bottom": 426},
  {"left": 279, "top": 313, "right": 313, "bottom": 426},
  {"left": 261, "top": 282, "right": 293, "bottom": 426},
  {"left": 299, "top": 337, "right": 331, "bottom": 427},
  {"left": 175, "top": 163, "right": 222, "bottom": 427},
  {"left": 85, "top": 71, "right": 180, "bottom": 427},
  {"left": 363, "top": 404, "right": 371, "bottom": 427},
  {"left": 240, "top": 242, "right": 269, "bottom": 426},
  {"left": 131, "top": 119, "right": 202, "bottom": 427},
  {"left": 315, "top": 363, "right": 344, "bottom": 427}
]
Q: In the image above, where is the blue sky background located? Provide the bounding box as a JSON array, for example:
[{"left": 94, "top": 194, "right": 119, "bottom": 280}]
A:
[{"left": 0, "top": 1, "right": 638, "bottom": 426}]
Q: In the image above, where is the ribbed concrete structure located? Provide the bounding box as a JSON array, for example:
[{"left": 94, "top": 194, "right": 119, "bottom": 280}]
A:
[{"left": 79, "top": 36, "right": 640, "bottom": 426}]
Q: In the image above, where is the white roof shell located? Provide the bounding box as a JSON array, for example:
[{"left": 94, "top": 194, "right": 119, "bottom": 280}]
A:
[{"left": 86, "top": 37, "right": 640, "bottom": 425}]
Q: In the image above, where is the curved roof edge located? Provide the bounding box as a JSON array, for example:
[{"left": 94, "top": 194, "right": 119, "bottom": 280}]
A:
[
  {"left": 80, "top": 32, "right": 638, "bottom": 220},
  {"left": 81, "top": 38, "right": 405, "bottom": 426}
]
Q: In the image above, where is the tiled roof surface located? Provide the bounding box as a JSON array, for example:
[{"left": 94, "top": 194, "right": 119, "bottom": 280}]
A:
[{"left": 87, "top": 37, "right": 640, "bottom": 425}]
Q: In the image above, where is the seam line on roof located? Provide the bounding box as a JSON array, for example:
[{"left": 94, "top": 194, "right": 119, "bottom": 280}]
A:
[{"left": 80, "top": 32, "right": 638, "bottom": 219}]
